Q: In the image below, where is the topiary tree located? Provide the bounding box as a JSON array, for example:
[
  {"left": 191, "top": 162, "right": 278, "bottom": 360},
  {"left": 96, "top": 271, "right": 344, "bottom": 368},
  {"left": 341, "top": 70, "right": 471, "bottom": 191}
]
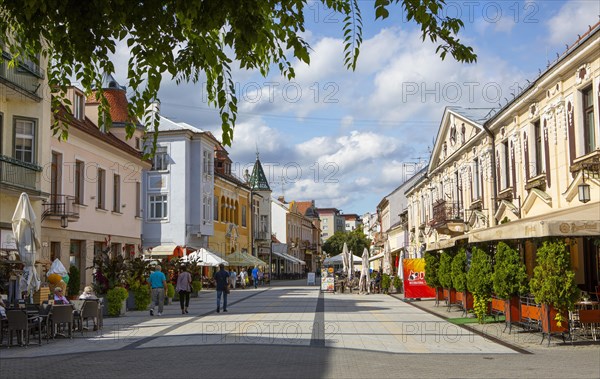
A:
[
  {"left": 106, "top": 286, "right": 128, "bottom": 316},
  {"left": 492, "top": 242, "right": 528, "bottom": 300},
  {"left": 381, "top": 274, "right": 391, "bottom": 294},
  {"left": 451, "top": 249, "right": 468, "bottom": 293},
  {"left": 424, "top": 252, "right": 441, "bottom": 288},
  {"left": 529, "top": 240, "right": 579, "bottom": 326},
  {"left": 438, "top": 252, "right": 454, "bottom": 289},
  {"left": 67, "top": 265, "right": 80, "bottom": 298},
  {"left": 467, "top": 247, "right": 493, "bottom": 323}
]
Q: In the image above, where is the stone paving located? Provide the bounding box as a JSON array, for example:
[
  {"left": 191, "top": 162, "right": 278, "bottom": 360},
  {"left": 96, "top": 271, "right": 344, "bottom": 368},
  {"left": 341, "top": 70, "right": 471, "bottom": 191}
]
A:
[{"left": 1, "top": 281, "right": 599, "bottom": 378}]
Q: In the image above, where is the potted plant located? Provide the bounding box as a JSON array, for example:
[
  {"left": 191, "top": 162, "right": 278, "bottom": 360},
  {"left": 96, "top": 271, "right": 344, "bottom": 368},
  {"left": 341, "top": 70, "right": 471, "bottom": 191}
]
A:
[
  {"left": 106, "top": 286, "right": 128, "bottom": 316},
  {"left": 467, "top": 247, "right": 493, "bottom": 323},
  {"left": 424, "top": 252, "right": 444, "bottom": 305},
  {"left": 451, "top": 249, "right": 472, "bottom": 312},
  {"left": 529, "top": 240, "right": 579, "bottom": 344},
  {"left": 381, "top": 273, "right": 391, "bottom": 294},
  {"left": 125, "top": 257, "right": 151, "bottom": 311},
  {"left": 165, "top": 283, "right": 175, "bottom": 305},
  {"left": 89, "top": 242, "right": 128, "bottom": 315},
  {"left": 491, "top": 242, "right": 528, "bottom": 331},
  {"left": 67, "top": 265, "right": 80, "bottom": 299},
  {"left": 191, "top": 280, "right": 202, "bottom": 297},
  {"left": 392, "top": 275, "right": 403, "bottom": 294},
  {"left": 438, "top": 251, "right": 456, "bottom": 306}
]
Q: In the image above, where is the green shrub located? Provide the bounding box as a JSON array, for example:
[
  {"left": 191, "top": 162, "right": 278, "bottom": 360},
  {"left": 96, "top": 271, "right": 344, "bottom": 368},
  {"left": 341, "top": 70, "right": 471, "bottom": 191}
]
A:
[
  {"left": 132, "top": 283, "right": 151, "bottom": 311},
  {"left": 381, "top": 274, "right": 391, "bottom": 293},
  {"left": 67, "top": 265, "right": 80, "bottom": 297},
  {"left": 167, "top": 283, "right": 175, "bottom": 298},
  {"left": 438, "top": 252, "right": 454, "bottom": 289},
  {"left": 424, "top": 252, "right": 441, "bottom": 288},
  {"left": 107, "top": 286, "right": 128, "bottom": 316},
  {"left": 191, "top": 280, "right": 202, "bottom": 292},
  {"left": 451, "top": 249, "right": 468, "bottom": 292},
  {"left": 467, "top": 247, "right": 493, "bottom": 323},
  {"left": 530, "top": 240, "right": 579, "bottom": 326},
  {"left": 392, "top": 275, "right": 402, "bottom": 293},
  {"left": 492, "top": 242, "right": 528, "bottom": 299}
]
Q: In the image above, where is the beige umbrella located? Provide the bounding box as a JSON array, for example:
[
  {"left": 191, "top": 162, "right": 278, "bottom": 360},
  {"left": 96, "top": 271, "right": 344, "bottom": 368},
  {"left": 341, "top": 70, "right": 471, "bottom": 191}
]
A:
[
  {"left": 341, "top": 242, "right": 349, "bottom": 275},
  {"left": 348, "top": 250, "right": 354, "bottom": 279},
  {"left": 12, "top": 193, "right": 41, "bottom": 296},
  {"left": 382, "top": 240, "right": 392, "bottom": 276},
  {"left": 359, "top": 248, "right": 370, "bottom": 294}
]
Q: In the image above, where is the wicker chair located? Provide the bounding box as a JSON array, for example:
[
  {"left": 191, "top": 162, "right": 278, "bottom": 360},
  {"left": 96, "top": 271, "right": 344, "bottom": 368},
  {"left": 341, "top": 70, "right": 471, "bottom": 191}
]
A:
[
  {"left": 77, "top": 300, "right": 101, "bottom": 336},
  {"left": 6, "top": 310, "right": 42, "bottom": 347},
  {"left": 51, "top": 305, "right": 74, "bottom": 339}
]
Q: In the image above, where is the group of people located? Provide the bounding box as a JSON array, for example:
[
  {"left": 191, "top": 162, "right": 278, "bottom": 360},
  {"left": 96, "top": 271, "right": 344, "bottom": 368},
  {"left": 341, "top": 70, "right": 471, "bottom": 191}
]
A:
[
  {"left": 227, "top": 267, "right": 263, "bottom": 290},
  {"left": 146, "top": 264, "right": 264, "bottom": 316}
]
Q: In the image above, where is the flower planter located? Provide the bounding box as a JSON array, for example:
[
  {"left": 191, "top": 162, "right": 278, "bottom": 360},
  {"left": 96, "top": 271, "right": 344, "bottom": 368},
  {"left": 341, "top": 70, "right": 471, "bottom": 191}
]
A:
[
  {"left": 434, "top": 287, "right": 445, "bottom": 306},
  {"left": 443, "top": 288, "right": 458, "bottom": 311},
  {"left": 461, "top": 291, "right": 474, "bottom": 313},
  {"left": 541, "top": 303, "right": 568, "bottom": 346}
]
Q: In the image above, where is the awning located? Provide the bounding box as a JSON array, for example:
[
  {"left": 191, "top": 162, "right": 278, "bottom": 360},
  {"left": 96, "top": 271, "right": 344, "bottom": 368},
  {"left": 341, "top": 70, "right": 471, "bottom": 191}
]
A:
[
  {"left": 426, "top": 235, "right": 468, "bottom": 251},
  {"left": 368, "top": 252, "right": 384, "bottom": 262},
  {"left": 273, "top": 251, "right": 296, "bottom": 263},
  {"left": 324, "top": 254, "right": 362, "bottom": 265},
  {"left": 469, "top": 203, "right": 600, "bottom": 243},
  {"left": 146, "top": 244, "right": 179, "bottom": 257},
  {"left": 182, "top": 247, "right": 228, "bottom": 266},
  {"left": 284, "top": 253, "right": 305, "bottom": 265},
  {"left": 224, "top": 251, "right": 267, "bottom": 267}
]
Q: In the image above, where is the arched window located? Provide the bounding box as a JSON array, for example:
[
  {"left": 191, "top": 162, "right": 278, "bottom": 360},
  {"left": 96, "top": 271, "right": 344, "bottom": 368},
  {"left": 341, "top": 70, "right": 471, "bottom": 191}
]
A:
[
  {"left": 220, "top": 196, "right": 226, "bottom": 222},
  {"left": 234, "top": 201, "right": 239, "bottom": 225}
]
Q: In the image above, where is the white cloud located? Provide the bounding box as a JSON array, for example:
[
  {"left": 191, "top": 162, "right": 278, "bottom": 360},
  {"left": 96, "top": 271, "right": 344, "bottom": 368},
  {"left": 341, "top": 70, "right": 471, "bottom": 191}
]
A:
[{"left": 546, "top": 1, "right": 599, "bottom": 45}]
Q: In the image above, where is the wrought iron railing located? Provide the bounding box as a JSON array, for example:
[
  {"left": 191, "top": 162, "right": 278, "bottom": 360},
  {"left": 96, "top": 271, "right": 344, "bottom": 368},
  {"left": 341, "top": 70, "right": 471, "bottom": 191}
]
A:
[
  {"left": 42, "top": 194, "right": 79, "bottom": 221},
  {"left": 254, "top": 231, "right": 270, "bottom": 240},
  {"left": 430, "top": 200, "right": 464, "bottom": 227},
  {"left": 0, "top": 155, "right": 41, "bottom": 191}
]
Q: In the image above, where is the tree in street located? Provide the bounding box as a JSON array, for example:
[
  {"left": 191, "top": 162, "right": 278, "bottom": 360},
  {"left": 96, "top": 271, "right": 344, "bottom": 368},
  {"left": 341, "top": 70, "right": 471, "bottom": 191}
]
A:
[
  {"left": 1, "top": 0, "right": 476, "bottom": 153},
  {"left": 323, "top": 227, "right": 371, "bottom": 256}
]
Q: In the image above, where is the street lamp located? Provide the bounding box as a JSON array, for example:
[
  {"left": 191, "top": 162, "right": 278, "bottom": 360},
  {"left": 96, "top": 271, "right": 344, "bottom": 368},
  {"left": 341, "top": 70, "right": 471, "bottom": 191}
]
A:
[{"left": 578, "top": 160, "right": 599, "bottom": 204}]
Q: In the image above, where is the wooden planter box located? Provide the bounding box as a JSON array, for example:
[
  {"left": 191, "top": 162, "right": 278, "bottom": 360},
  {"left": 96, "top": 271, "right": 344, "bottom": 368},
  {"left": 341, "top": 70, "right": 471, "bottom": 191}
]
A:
[
  {"left": 491, "top": 295, "right": 520, "bottom": 333},
  {"left": 444, "top": 288, "right": 458, "bottom": 311},
  {"left": 541, "top": 303, "right": 568, "bottom": 345}
]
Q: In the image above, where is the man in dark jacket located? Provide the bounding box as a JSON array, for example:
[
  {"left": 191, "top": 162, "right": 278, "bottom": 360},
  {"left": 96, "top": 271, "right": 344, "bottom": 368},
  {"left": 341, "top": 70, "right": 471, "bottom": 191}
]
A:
[{"left": 214, "top": 263, "right": 229, "bottom": 313}]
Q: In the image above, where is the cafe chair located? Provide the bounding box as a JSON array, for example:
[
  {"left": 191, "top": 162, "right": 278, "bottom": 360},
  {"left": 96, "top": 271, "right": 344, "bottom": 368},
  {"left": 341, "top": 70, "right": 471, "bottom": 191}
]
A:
[
  {"left": 78, "top": 300, "right": 101, "bottom": 336},
  {"left": 51, "top": 305, "right": 74, "bottom": 339},
  {"left": 6, "top": 309, "right": 42, "bottom": 347}
]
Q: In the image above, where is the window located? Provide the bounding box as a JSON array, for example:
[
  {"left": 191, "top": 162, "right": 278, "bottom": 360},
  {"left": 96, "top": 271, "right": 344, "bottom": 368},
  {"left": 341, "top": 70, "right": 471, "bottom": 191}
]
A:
[
  {"left": 241, "top": 205, "right": 247, "bottom": 227},
  {"left": 502, "top": 140, "right": 511, "bottom": 189},
  {"left": 460, "top": 123, "right": 466, "bottom": 144},
  {"left": 449, "top": 125, "right": 457, "bottom": 145},
  {"left": 51, "top": 152, "right": 62, "bottom": 199},
  {"left": 75, "top": 160, "right": 84, "bottom": 204},
  {"left": 534, "top": 120, "right": 543, "bottom": 176},
  {"left": 74, "top": 92, "right": 85, "bottom": 120},
  {"left": 203, "top": 193, "right": 212, "bottom": 222},
  {"left": 582, "top": 86, "right": 596, "bottom": 154},
  {"left": 203, "top": 150, "right": 213, "bottom": 175},
  {"left": 97, "top": 168, "right": 106, "bottom": 209},
  {"left": 135, "top": 137, "right": 140, "bottom": 150},
  {"left": 151, "top": 146, "right": 168, "bottom": 171},
  {"left": 14, "top": 118, "right": 35, "bottom": 163},
  {"left": 323, "top": 225, "right": 328, "bottom": 231},
  {"left": 135, "top": 182, "right": 141, "bottom": 217},
  {"left": 260, "top": 215, "right": 269, "bottom": 232},
  {"left": 148, "top": 194, "right": 168, "bottom": 220},
  {"left": 213, "top": 196, "right": 218, "bottom": 221},
  {"left": 113, "top": 174, "right": 120, "bottom": 212},
  {"left": 473, "top": 157, "right": 481, "bottom": 200}
]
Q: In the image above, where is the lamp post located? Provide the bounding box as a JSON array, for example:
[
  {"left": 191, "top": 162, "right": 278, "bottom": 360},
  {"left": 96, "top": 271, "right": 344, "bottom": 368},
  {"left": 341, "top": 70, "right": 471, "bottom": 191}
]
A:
[{"left": 578, "top": 160, "right": 599, "bottom": 204}]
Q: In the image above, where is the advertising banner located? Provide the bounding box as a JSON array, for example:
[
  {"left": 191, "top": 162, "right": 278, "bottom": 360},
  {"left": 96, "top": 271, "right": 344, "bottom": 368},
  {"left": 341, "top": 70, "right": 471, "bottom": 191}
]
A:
[{"left": 403, "top": 258, "right": 435, "bottom": 299}]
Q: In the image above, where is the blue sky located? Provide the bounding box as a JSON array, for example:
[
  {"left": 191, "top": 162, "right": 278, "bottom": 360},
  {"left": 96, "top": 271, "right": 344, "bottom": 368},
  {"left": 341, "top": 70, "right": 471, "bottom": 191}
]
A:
[{"left": 113, "top": 0, "right": 599, "bottom": 216}]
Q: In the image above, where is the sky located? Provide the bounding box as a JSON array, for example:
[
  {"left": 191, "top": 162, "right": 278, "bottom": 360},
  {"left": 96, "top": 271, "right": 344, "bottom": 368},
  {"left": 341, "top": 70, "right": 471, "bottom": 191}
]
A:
[{"left": 112, "top": 0, "right": 599, "bottom": 216}]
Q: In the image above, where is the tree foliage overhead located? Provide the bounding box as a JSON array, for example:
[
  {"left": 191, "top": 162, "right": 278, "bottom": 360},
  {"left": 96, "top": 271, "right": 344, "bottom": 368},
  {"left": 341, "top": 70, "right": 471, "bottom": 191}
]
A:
[
  {"left": 1, "top": 0, "right": 476, "bottom": 152},
  {"left": 322, "top": 228, "right": 371, "bottom": 257}
]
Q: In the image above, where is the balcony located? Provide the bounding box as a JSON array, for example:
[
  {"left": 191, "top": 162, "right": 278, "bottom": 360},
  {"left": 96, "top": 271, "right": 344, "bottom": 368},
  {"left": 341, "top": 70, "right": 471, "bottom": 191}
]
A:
[
  {"left": 0, "top": 51, "right": 44, "bottom": 101},
  {"left": 254, "top": 231, "right": 270, "bottom": 241},
  {"left": 430, "top": 200, "right": 466, "bottom": 235},
  {"left": 42, "top": 195, "right": 79, "bottom": 223},
  {"left": 0, "top": 155, "right": 42, "bottom": 194}
]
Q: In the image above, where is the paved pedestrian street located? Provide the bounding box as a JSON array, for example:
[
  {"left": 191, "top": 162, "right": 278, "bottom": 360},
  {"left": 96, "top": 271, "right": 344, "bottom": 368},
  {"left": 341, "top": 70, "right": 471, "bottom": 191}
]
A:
[{"left": 1, "top": 281, "right": 599, "bottom": 378}]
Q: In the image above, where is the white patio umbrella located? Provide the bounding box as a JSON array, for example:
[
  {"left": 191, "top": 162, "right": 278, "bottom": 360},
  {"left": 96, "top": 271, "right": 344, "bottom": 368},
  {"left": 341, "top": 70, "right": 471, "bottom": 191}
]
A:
[
  {"left": 348, "top": 250, "right": 354, "bottom": 279},
  {"left": 341, "top": 242, "right": 349, "bottom": 275},
  {"left": 359, "top": 247, "right": 370, "bottom": 294},
  {"left": 182, "top": 248, "right": 229, "bottom": 266},
  {"left": 12, "top": 193, "right": 41, "bottom": 296},
  {"left": 382, "top": 240, "right": 392, "bottom": 276}
]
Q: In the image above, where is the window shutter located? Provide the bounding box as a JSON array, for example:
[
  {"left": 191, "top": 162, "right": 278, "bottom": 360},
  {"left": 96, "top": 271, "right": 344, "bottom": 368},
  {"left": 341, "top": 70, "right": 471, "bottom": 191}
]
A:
[
  {"left": 567, "top": 101, "right": 576, "bottom": 166},
  {"left": 510, "top": 141, "right": 517, "bottom": 198},
  {"left": 543, "top": 119, "right": 551, "bottom": 188},
  {"left": 523, "top": 132, "right": 530, "bottom": 181}
]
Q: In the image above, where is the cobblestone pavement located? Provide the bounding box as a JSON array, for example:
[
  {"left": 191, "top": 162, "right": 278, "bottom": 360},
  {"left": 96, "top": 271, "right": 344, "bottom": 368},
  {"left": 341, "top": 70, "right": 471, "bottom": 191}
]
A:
[{"left": 1, "top": 281, "right": 599, "bottom": 378}]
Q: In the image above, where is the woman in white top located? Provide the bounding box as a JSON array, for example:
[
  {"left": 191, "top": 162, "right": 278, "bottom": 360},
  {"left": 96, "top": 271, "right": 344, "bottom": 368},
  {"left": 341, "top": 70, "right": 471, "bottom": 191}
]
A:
[{"left": 79, "top": 286, "right": 98, "bottom": 300}]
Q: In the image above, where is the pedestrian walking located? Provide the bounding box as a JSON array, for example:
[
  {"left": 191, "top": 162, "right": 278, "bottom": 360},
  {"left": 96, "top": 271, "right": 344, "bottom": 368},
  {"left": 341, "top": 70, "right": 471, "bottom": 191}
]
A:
[
  {"left": 176, "top": 265, "right": 192, "bottom": 314},
  {"left": 148, "top": 265, "right": 167, "bottom": 316},
  {"left": 229, "top": 269, "right": 237, "bottom": 289},
  {"left": 214, "top": 263, "right": 229, "bottom": 313},
  {"left": 252, "top": 266, "right": 259, "bottom": 289},
  {"left": 239, "top": 269, "right": 247, "bottom": 289}
]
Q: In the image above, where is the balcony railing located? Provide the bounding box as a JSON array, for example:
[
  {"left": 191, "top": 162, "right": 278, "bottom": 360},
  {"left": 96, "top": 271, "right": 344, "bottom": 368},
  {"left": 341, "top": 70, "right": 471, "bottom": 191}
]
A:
[
  {"left": 42, "top": 195, "right": 79, "bottom": 221},
  {"left": 254, "top": 231, "right": 270, "bottom": 240},
  {"left": 0, "top": 155, "right": 42, "bottom": 192},
  {"left": 0, "top": 51, "right": 44, "bottom": 101},
  {"left": 430, "top": 200, "right": 464, "bottom": 228}
]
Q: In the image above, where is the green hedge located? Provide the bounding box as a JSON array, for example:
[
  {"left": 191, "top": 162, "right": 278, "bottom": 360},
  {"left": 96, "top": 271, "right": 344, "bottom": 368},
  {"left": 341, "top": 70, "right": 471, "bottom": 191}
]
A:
[
  {"left": 424, "top": 252, "right": 441, "bottom": 288},
  {"left": 107, "top": 286, "right": 128, "bottom": 316},
  {"left": 438, "top": 252, "right": 454, "bottom": 289},
  {"left": 451, "top": 249, "right": 468, "bottom": 292},
  {"left": 491, "top": 242, "right": 528, "bottom": 299},
  {"left": 191, "top": 280, "right": 202, "bottom": 292}
]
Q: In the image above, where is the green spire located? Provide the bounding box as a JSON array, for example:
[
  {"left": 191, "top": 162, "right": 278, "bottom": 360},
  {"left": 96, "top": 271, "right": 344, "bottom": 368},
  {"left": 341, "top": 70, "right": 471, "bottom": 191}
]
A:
[{"left": 249, "top": 153, "right": 270, "bottom": 191}]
